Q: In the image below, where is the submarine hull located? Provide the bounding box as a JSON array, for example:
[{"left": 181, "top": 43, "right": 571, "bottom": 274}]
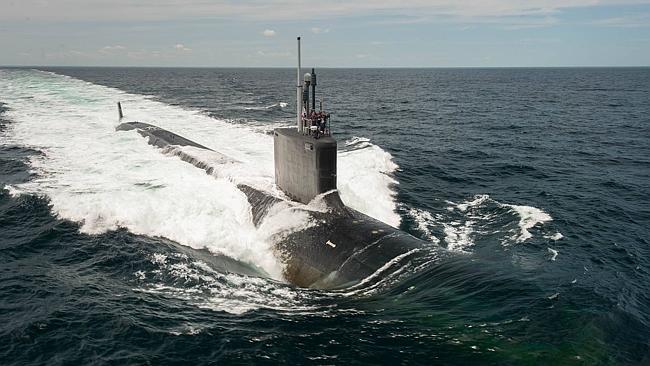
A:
[
  {"left": 239, "top": 185, "right": 429, "bottom": 288},
  {"left": 117, "top": 121, "right": 433, "bottom": 288},
  {"left": 278, "top": 202, "right": 427, "bottom": 288},
  {"left": 117, "top": 122, "right": 214, "bottom": 151}
]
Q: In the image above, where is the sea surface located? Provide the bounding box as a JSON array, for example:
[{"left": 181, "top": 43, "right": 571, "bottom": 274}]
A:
[{"left": 0, "top": 67, "right": 648, "bottom": 365}]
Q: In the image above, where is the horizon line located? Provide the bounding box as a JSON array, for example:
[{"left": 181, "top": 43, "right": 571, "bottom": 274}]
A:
[{"left": 2, "top": 65, "right": 650, "bottom": 69}]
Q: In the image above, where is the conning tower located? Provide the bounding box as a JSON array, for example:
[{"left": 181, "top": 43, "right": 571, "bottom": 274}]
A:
[{"left": 274, "top": 37, "right": 337, "bottom": 204}]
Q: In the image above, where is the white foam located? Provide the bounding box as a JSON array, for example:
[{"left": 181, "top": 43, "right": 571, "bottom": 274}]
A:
[
  {"left": 407, "top": 207, "right": 441, "bottom": 245},
  {"left": 136, "top": 253, "right": 320, "bottom": 315},
  {"left": 338, "top": 140, "right": 401, "bottom": 227},
  {"left": 243, "top": 101, "right": 288, "bottom": 110},
  {"left": 256, "top": 201, "right": 317, "bottom": 241},
  {"left": 0, "top": 69, "right": 402, "bottom": 278},
  {"left": 545, "top": 232, "right": 564, "bottom": 241},
  {"left": 547, "top": 247, "right": 558, "bottom": 261},
  {"left": 443, "top": 221, "right": 475, "bottom": 252},
  {"left": 3, "top": 184, "right": 23, "bottom": 196},
  {"left": 454, "top": 194, "right": 490, "bottom": 212},
  {"left": 344, "top": 136, "right": 372, "bottom": 149},
  {"left": 341, "top": 248, "right": 421, "bottom": 296},
  {"left": 505, "top": 204, "right": 553, "bottom": 242},
  {"left": 449, "top": 194, "right": 559, "bottom": 245}
]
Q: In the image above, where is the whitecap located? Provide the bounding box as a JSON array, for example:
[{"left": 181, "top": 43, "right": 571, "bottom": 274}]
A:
[
  {"left": 505, "top": 204, "right": 553, "bottom": 242},
  {"left": 547, "top": 247, "right": 558, "bottom": 261},
  {"left": 406, "top": 207, "right": 441, "bottom": 245}
]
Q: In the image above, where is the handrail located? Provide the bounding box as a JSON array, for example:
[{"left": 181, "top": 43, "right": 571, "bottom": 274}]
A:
[{"left": 301, "top": 113, "right": 331, "bottom": 139}]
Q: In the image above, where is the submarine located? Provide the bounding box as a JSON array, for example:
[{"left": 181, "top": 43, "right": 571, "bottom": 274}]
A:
[{"left": 116, "top": 37, "right": 435, "bottom": 289}]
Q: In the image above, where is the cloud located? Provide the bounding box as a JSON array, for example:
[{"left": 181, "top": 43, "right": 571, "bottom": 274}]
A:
[
  {"left": 500, "top": 16, "right": 559, "bottom": 30},
  {"left": 3, "top": 0, "right": 649, "bottom": 23},
  {"left": 592, "top": 13, "right": 650, "bottom": 27},
  {"left": 173, "top": 43, "right": 192, "bottom": 52},
  {"left": 99, "top": 45, "right": 126, "bottom": 54},
  {"left": 97, "top": 45, "right": 190, "bottom": 60},
  {"left": 310, "top": 27, "right": 330, "bottom": 34},
  {"left": 256, "top": 49, "right": 291, "bottom": 57},
  {"left": 262, "top": 29, "right": 276, "bottom": 37},
  {"left": 44, "top": 49, "right": 92, "bottom": 60}
]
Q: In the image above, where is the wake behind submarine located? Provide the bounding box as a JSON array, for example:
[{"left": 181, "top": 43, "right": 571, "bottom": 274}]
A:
[{"left": 116, "top": 38, "right": 438, "bottom": 289}]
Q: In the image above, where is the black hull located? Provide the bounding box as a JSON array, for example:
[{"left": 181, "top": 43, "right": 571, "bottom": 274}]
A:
[{"left": 117, "top": 122, "right": 432, "bottom": 288}]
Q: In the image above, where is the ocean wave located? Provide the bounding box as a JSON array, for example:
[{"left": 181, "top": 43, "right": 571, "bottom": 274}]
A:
[
  {"left": 407, "top": 207, "right": 441, "bottom": 245},
  {"left": 448, "top": 194, "right": 559, "bottom": 246},
  {"left": 405, "top": 194, "right": 562, "bottom": 254},
  {"left": 243, "top": 102, "right": 289, "bottom": 110},
  {"left": 135, "top": 251, "right": 316, "bottom": 315}
]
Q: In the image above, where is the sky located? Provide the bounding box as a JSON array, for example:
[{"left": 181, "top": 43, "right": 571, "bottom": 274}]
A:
[{"left": 1, "top": 0, "right": 650, "bottom": 67}]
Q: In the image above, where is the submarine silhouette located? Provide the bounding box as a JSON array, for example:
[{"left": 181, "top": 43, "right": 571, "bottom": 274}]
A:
[{"left": 116, "top": 38, "right": 433, "bottom": 288}]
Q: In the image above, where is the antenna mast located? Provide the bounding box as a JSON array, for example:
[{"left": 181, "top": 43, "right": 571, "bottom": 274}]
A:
[
  {"left": 117, "top": 102, "right": 123, "bottom": 119},
  {"left": 296, "top": 37, "right": 302, "bottom": 133}
]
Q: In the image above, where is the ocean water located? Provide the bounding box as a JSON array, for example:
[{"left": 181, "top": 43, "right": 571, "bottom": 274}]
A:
[{"left": 0, "top": 67, "right": 648, "bottom": 365}]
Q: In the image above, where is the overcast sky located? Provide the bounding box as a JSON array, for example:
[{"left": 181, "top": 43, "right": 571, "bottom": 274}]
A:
[{"left": 1, "top": 0, "right": 650, "bottom": 67}]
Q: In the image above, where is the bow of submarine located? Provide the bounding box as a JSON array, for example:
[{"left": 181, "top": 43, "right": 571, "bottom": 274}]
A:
[{"left": 238, "top": 185, "right": 429, "bottom": 289}]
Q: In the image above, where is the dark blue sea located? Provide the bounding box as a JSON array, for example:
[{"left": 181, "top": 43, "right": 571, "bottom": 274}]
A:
[{"left": 1, "top": 67, "right": 649, "bottom": 365}]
